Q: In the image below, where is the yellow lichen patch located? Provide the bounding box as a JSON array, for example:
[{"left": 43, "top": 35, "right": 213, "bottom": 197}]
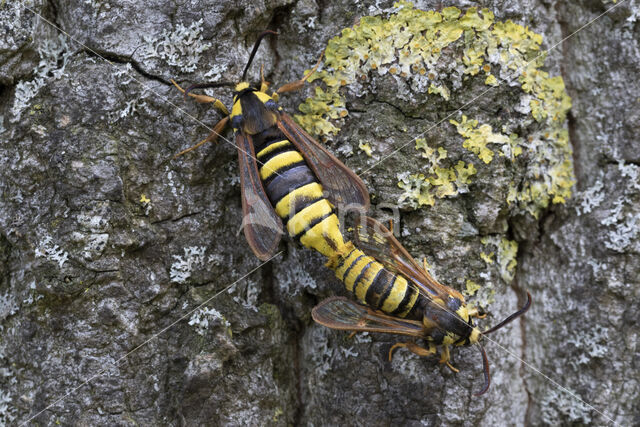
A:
[
  {"left": 450, "top": 115, "right": 514, "bottom": 164},
  {"left": 454, "top": 161, "right": 477, "bottom": 190},
  {"left": 398, "top": 173, "right": 435, "bottom": 207},
  {"left": 295, "top": 86, "right": 344, "bottom": 137},
  {"left": 480, "top": 251, "right": 494, "bottom": 264},
  {"left": 485, "top": 74, "right": 498, "bottom": 86},
  {"left": 482, "top": 236, "right": 518, "bottom": 283},
  {"left": 498, "top": 238, "right": 518, "bottom": 283},
  {"left": 464, "top": 278, "right": 495, "bottom": 305},
  {"left": 397, "top": 159, "right": 477, "bottom": 208},
  {"left": 415, "top": 138, "right": 447, "bottom": 168},
  {"left": 297, "top": 1, "right": 574, "bottom": 217},
  {"left": 358, "top": 141, "right": 373, "bottom": 156},
  {"left": 428, "top": 83, "right": 450, "bottom": 100},
  {"left": 398, "top": 136, "right": 477, "bottom": 207},
  {"left": 140, "top": 194, "right": 150, "bottom": 204},
  {"left": 464, "top": 279, "right": 481, "bottom": 296}
]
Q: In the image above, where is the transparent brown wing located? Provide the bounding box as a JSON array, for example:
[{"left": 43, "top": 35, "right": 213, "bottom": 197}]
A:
[
  {"left": 278, "top": 113, "right": 370, "bottom": 211},
  {"left": 353, "top": 216, "right": 464, "bottom": 301},
  {"left": 237, "top": 133, "right": 284, "bottom": 260},
  {"left": 312, "top": 296, "right": 429, "bottom": 338}
]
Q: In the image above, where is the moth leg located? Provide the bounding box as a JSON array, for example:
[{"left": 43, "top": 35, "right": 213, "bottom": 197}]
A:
[
  {"left": 439, "top": 346, "right": 459, "bottom": 373},
  {"left": 347, "top": 331, "right": 357, "bottom": 339},
  {"left": 173, "top": 116, "right": 230, "bottom": 159},
  {"left": 259, "top": 64, "right": 270, "bottom": 93},
  {"left": 276, "top": 49, "right": 324, "bottom": 94},
  {"left": 388, "top": 341, "right": 436, "bottom": 361},
  {"left": 468, "top": 306, "right": 487, "bottom": 319},
  {"left": 171, "top": 79, "right": 230, "bottom": 116}
]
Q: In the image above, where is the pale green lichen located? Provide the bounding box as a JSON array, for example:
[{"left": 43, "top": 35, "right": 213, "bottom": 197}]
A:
[
  {"left": 482, "top": 236, "right": 518, "bottom": 283},
  {"left": 449, "top": 115, "right": 520, "bottom": 164},
  {"left": 397, "top": 136, "right": 476, "bottom": 207},
  {"left": 296, "top": 2, "right": 574, "bottom": 218},
  {"left": 397, "top": 159, "right": 476, "bottom": 208},
  {"left": 464, "top": 277, "right": 495, "bottom": 306}
]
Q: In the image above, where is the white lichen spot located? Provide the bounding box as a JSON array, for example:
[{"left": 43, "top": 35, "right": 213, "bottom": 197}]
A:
[
  {"left": 141, "top": 19, "right": 211, "bottom": 73},
  {"left": 11, "top": 34, "right": 72, "bottom": 121},
  {"left": 389, "top": 347, "right": 426, "bottom": 382},
  {"left": 618, "top": 160, "right": 640, "bottom": 191},
  {"left": 0, "top": 293, "right": 18, "bottom": 322},
  {"left": 35, "top": 236, "right": 69, "bottom": 268},
  {"left": 113, "top": 62, "right": 134, "bottom": 84},
  {"left": 574, "top": 180, "right": 605, "bottom": 215},
  {"left": 599, "top": 164, "right": 640, "bottom": 252},
  {"left": 110, "top": 98, "right": 148, "bottom": 123},
  {"left": 309, "top": 327, "right": 360, "bottom": 377},
  {"left": 541, "top": 388, "right": 592, "bottom": 425},
  {"left": 605, "top": 215, "right": 639, "bottom": 253},
  {"left": 140, "top": 194, "right": 152, "bottom": 215},
  {"left": 336, "top": 142, "right": 354, "bottom": 157},
  {"left": 170, "top": 246, "right": 206, "bottom": 284},
  {"left": 277, "top": 254, "right": 318, "bottom": 295},
  {"left": 514, "top": 93, "right": 533, "bottom": 115},
  {"left": 305, "top": 16, "right": 317, "bottom": 30},
  {"left": 566, "top": 325, "right": 608, "bottom": 365},
  {"left": 188, "top": 307, "right": 230, "bottom": 336},
  {"left": 165, "top": 168, "right": 185, "bottom": 200},
  {"left": 84, "top": 0, "right": 112, "bottom": 18},
  {"left": 203, "top": 63, "right": 228, "bottom": 82},
  {"left": 228, "top": 279, "right": 260, "bottom": 312},
  {"left": 0, "top": 389, "right": 16, "bottom": 426},
  {"left": 73, "top": 211, "right": 110, "bottom": 260}
]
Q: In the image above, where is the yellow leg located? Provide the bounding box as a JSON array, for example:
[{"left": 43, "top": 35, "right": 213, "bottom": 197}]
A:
[
  {"left": 439, "top": 346, "right": 459, "bottom": 373},
  {"left": 276, "top": 49, "right": 324, "bottom": 94},
  {"left": 468, "top": 307, "right": 487, "bottom": 319},
  {"left": 171, "top": 79, "right": 230, "bottom": 116},
  {"left": 259, "top": 64, "right": 270, "bottom": 92},
  {"left": 422, "top": 257, "right": 430, "bottom": 272},
  {"left": 173, "top": 116, "right": 229, "bottom": 159},
  {"left": 388, "top": 341, "right": 436, "bottom": 361}
]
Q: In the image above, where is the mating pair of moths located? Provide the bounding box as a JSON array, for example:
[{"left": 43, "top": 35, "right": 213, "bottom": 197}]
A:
[{"left": 173, "top": 31, "right": 530, "bottom": 395}]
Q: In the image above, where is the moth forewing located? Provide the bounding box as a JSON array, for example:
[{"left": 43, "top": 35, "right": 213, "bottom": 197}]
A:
[{"left": 236, "top": 133, "right": 284, "bottom": 260}]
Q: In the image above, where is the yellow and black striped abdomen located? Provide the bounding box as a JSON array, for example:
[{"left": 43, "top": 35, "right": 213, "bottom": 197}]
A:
[
  {"left": 327, "top": 245, "right": 420, "bottom": 319},
  {"left": 255, "top": 132, "right": 346, "bottom": 258}
]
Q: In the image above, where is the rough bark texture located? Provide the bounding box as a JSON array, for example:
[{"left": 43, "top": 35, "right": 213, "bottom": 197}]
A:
[{"left": 0, "top": 0, "right": 638, "bottom": 426}]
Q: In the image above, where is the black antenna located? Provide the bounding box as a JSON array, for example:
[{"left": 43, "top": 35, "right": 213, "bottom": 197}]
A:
[
  {"left": 483, "top": 292, "right": 532, "bottom": 335},
  {"left": 242, "top": 30, "right": 278, "bottom": 81},
  {"left": 474, "top": 344, "right": 491, "bottom": 396}
]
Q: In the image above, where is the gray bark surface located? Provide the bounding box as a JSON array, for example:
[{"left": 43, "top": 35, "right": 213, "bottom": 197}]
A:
[{"left": 0, "top": 0, "right": 638, "bottom": 425}]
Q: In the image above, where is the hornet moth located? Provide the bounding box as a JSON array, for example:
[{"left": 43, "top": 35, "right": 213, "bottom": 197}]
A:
[
  {"left": 172, "top": 30, "right": 369, "bottom": 262},
  {"left": 315, "top": 216, "right": 532, "bottom": 395},
  {"left": 173, "top": 31, "right": 531, "bottom": 395}
]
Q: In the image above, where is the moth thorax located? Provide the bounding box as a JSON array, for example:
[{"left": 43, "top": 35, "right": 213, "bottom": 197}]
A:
[
  {"left": 468, "top": 328, "right": 481, "bottom": 345},
  {"left": 235, "top": 81, "right": 250, "bottom": 92},
  {"left": 455, "top": 304, "right": 470, "bottom": 323}
]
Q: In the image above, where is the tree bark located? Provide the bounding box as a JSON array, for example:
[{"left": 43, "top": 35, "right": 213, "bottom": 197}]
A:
[{"left": 0, "top": 0, "right": 637, "bottom": 425}]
